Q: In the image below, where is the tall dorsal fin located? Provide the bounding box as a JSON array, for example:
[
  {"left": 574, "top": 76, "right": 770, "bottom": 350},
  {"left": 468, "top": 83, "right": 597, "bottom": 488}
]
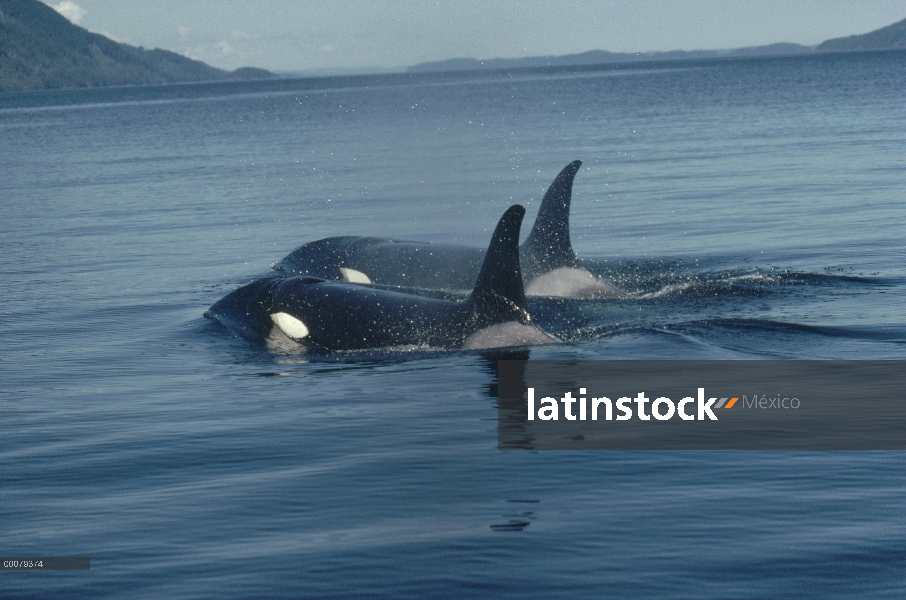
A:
[
  {"left": 466, "top": 205, "right": 529, "bottom": 325},
  {"left": 520, "top": 160, "right": 582, "bottom": 276}
]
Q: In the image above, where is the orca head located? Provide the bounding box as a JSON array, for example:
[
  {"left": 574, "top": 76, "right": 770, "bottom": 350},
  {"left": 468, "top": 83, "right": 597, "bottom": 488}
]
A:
[{"left": 206, "top": 277, "right": 282, "bottom": 340}]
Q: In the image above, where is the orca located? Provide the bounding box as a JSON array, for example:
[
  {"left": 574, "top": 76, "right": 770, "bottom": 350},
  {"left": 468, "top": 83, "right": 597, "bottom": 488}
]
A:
[
  {"left": 276, "top": 161, "right": 625, "bottom": 298},
  {"left": 207, "top": 205, "right": 557, "bottom": 352}
]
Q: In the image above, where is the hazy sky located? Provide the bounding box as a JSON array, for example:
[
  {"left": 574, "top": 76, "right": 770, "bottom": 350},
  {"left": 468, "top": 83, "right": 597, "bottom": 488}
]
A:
[{"left": 44, "top": 0, "right": 906, "bottom": 72}]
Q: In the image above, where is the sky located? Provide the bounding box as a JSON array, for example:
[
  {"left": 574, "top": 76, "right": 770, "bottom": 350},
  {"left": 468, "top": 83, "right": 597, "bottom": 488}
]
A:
[{"left": 43, "top": 0, "right": 906, "bottom": 73}]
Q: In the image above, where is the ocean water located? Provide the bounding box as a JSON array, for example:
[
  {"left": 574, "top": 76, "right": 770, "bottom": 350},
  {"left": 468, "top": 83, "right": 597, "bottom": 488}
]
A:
[{"left": 2, "top": 50, "right": 905, "bottom": 598}]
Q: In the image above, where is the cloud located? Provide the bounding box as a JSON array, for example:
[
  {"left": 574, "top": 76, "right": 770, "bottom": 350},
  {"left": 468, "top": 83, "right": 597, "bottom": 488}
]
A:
[
  {"left": 52, "top": 1, "right": 86, "bottom": 24},
  {"left": 231, "top": 30, "right": 256, "bottom": 41},
  {"left": 215, "top": 41, "right": 232, "bottom": 55},
  {"left": 178, "top": 26, "right": 190, "bottom": 41}
]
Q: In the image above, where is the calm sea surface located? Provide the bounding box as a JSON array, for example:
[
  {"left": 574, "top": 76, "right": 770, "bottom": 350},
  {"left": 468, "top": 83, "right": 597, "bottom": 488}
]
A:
[{"left": 2, "top": 51, "right": 905, "bottom": 598}]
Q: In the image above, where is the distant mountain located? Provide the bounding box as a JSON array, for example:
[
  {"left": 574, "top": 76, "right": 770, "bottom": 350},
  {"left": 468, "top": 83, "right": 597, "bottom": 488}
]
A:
[
  {"left": 278, "top": 66, "right": 405, "bottom": 78},
  {"left": 408, "top": 16, "right": 906, "bottom": 74},
  {"left": 818, "top": 17, "right": 906, "bottom": 52},
  {"left": 0, "top": 0, "right": 277, "bottom": 91},
  {"left": 407, "top": 43, "right": 814, "bottom": 74}
]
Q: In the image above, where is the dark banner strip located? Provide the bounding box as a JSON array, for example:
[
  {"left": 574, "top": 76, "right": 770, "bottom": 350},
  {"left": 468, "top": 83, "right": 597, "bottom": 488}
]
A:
[{"left": 497, "top": 361, "right": 906, "bottom": 450}]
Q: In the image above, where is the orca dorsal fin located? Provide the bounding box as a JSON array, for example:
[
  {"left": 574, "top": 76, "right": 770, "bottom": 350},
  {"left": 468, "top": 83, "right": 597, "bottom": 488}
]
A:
[
  {"left": 467, "top": 205, "right": 529, "bottom": 325},
  {"left": 520, "top": 160, "right": 582, "bottom": 276}
]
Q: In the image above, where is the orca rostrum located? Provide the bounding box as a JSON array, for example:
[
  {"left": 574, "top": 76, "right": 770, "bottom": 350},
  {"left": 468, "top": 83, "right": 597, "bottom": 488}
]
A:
[
  {"left": 276, "top": 161, "right": 625, "bottom": 298},
  {"left": 207, "top": 205, "right": 557, "bottom": 351}
]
